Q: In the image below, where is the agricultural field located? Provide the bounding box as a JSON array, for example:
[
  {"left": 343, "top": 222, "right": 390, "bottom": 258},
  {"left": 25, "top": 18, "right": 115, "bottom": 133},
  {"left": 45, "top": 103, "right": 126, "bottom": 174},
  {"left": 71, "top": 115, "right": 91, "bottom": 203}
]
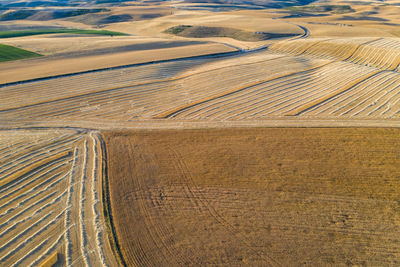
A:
[
  {"left": 0, "top": 29, "right": 127, "bottom": 39},
  {"left": 0, "top": 129, "right": 115, "bottom": 266},
  {"left": 0, "top": 38, "right": 236, "bottom": 84},
  {"left": 3, "top": 40, "right": 400, "bottom": 123},
  {"left": 104, "top": 128, "right": 400, "bottom": 266},
  {"left": 2, "top": 0, "right": 400, "bottom": 265},
  {"left": 0, "top": 43, "right": 40, "bottom": 62}
]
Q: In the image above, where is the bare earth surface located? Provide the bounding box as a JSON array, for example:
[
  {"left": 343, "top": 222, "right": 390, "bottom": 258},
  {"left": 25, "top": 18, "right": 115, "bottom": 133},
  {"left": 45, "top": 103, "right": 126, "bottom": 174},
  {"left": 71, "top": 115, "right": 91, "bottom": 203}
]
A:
[{"left": 104, "top": 128, "right": 400, "bottom": 266}]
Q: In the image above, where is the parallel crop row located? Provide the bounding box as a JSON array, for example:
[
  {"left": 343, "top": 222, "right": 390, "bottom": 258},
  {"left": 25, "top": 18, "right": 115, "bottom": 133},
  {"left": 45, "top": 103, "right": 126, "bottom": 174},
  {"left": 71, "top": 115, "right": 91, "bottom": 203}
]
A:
[
  {"left": 271, "top": 37, "right": 400, "bottom": 71},
  {"left": 269, "top": 38, "right": 330, "bottom": 55},
  {"left": 0, "top": 54, "right": 328, "bottom": 121},
  {"left": 301, "top": 70, "right": 400, "bottom": 118},
  {"left": 0, "top": 59, "right": 213, "bottom": 111},
  {"left": 168, "top": 61, "right": 376, "bottom": 120},
  {"left": 0, "top": 130, "right": 110, "bottom": 266},
  {"left": 3, "top": 37, "right": 400, "bottom": 123},
  {"left": 347, "top": 38, "right": 400, "bottom": 71}
]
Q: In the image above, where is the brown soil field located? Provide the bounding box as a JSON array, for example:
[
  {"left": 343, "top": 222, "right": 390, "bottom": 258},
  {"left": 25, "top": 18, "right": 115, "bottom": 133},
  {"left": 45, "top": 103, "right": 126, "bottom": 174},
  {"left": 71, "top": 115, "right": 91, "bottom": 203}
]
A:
[{"left": 104, "top": 127, "right": 400, "bottom": 266}]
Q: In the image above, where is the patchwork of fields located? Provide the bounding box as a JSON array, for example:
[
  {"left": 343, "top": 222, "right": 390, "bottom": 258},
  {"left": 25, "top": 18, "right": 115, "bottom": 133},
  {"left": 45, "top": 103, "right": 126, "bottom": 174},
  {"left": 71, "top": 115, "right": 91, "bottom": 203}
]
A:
[
  {"left": 2, "top": 0, "right": 400, "bottom": 264},
  {"left": 2, "top": 37, "right": 400, "bottom": 125}
]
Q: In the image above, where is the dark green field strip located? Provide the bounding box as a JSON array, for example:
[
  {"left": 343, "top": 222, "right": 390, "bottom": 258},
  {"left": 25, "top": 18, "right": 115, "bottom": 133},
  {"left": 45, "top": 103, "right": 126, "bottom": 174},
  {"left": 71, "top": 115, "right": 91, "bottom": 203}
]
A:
[
  {"left": 0, "top": 29, "right": 128, "bottom": 39},
  {"left": 0, "top": 44, "right": 41, "bottom": 62}
]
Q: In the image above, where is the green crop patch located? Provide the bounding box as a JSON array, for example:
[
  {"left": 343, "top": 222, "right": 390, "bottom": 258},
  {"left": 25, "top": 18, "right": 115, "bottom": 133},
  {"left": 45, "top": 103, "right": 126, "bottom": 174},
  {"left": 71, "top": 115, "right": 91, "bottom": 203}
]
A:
[
  {"left": 0, "top": 29, "right": 128, "bottom": 39},
  {"left": 0, "top": 44, "right": 41, "bottom": 62}
]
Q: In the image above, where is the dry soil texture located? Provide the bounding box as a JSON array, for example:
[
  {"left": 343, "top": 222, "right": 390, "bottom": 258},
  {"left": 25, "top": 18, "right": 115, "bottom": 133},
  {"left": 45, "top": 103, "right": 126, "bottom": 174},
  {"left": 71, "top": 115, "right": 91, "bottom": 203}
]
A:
[{"left": 104, "top": 127, "right": 400, "bottom": 266}]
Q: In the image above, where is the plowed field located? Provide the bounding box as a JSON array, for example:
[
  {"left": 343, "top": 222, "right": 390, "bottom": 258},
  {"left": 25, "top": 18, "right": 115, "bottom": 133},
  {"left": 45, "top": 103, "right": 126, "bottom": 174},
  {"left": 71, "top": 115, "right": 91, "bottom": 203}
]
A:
[{"left": 104, "top": 128, "right": 400, "bottom": 266}]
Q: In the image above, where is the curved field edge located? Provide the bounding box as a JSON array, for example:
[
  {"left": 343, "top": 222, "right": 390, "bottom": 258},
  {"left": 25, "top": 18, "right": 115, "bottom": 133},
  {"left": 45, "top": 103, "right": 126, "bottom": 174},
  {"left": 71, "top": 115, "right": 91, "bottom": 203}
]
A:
[
  {"left": 99, "top": 134, "right": 127, "bottom": 267},
  {"left": 0, "top": 44, "right": 238, "bottom": 88}
]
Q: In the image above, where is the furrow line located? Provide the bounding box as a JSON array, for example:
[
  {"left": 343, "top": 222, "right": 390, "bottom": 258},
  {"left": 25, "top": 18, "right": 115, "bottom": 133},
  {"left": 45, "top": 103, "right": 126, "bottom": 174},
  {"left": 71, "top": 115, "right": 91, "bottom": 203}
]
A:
[
  {"left": 0, "top": 208, "right": 66, "bottom": 264},
  {"left": 65, "top": 147, "right": 79, "bottom": 267},
  {"left": 285, "top": 70, "right": 382, "bottom": 116},
  {"left": 28, "top": 230, "right": 67, "bottom": 267},
  {"left": 90, "top": 133, "right": 108, "bottom": 266},
  {"left": 79, "top": 139, "right": 90, "bottom": 267},
  {"left": 154, "top": 60, "right": 333, "bottom": 119},
  {"left": 0, "top": 160, "right": 67, "bottom": 200},
  {"left": 0, "top": 171, "right": 68, "bottom": 216}
]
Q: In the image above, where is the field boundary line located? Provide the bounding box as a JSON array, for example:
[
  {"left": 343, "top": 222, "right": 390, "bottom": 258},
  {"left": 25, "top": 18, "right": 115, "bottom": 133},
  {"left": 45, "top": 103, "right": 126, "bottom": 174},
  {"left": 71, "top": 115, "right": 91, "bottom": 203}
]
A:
[
  {"left": 90, "top": 132, "right": 108, "bottom": 266},
  {"left": 65, "top": 147, "right": 79, "bottom": 267},
  {"left": 78, "top": 139, "right": 90, "bottom": 266},
  {"left": 285, "top": 70, "right": 383, "bottom": 116},
  {"left": 153, "top": 60, "right": 334, "bottom": 119},
  {"left": 98, "top": 134, "right": 127, "bottom": 267}
]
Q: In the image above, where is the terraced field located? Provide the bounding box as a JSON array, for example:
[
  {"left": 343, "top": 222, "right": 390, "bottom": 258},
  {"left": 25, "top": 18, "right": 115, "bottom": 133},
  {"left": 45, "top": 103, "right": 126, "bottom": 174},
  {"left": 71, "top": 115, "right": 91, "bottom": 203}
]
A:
[{"left": 0, "top": 129, "right": 113, "bottom": 266}]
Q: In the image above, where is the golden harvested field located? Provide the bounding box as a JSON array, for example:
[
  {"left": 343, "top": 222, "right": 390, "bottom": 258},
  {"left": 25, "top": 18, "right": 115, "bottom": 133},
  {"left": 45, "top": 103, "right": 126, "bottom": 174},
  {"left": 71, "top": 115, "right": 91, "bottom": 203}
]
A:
[
  {"left": 104, "top": 128, "right": 400, "bottom": 266},
  {"left": 0, "top": 40, "right": 235, "bottom": 84},
  {"left": 0, "top": 129, "right": 115, "bottom": 266},
  {"left": 4, "top": 38, "right": 400, "bottom": 123}
]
